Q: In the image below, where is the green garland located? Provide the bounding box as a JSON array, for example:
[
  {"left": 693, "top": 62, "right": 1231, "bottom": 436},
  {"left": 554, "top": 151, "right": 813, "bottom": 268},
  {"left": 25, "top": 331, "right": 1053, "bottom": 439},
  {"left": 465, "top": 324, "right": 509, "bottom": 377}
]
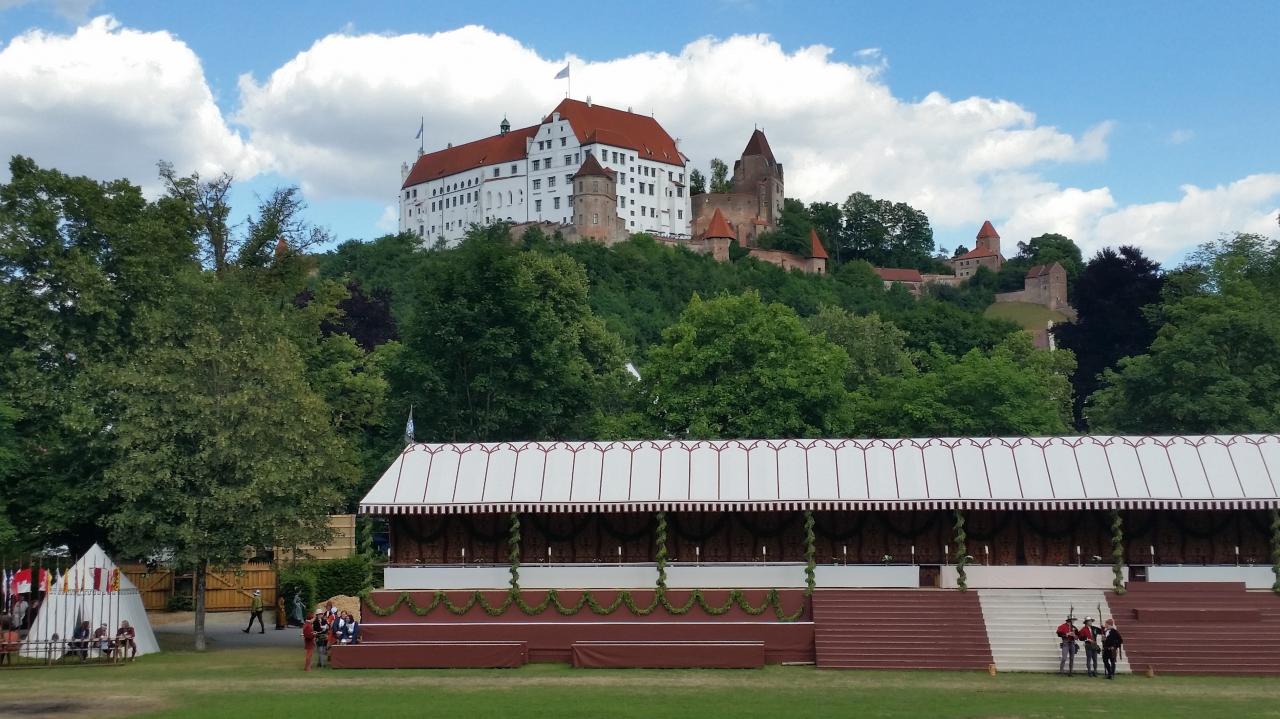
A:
[
  {"left": 1110, "top": 509, "right": 1127, "bottom": 594},
  {"left": 361, "top": 587, "right": 804, "bottom": 621},
  {"left": 507, "top": 512, "right": 521, "bottom": 598},
  {"left": 954, "top": 510, "right": 968, "bottom": 591},
  {"left": 1271, "top": 508, "right": 1280, "bottom": 595},
  {"left": 803, "top": 510, "right": 816, "bottom": 596}
]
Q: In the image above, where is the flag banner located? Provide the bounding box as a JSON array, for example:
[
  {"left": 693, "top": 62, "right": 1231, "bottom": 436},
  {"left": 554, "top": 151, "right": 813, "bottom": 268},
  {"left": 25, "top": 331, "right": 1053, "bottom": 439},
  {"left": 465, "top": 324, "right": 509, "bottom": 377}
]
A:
[
  {"left": 554, "top": 63, "right": 570, "bottom": 80},
  {"left": 405, "top": 407, "right": 415, "bottom": 443},
  {"left": 43, "top": 569, "right": 52, "bottom": 593},
  {"left": 61, "top": 569, "right": 69, "bottom": 593},
  {"left": 93, "top": 566, "right": 103, "bottom": 591},
  {"left": 10, "top": 568, "right": 51, "bottom": 594},
  {"left": 415, "top": 118, "right": 423, "bottom": 140},
  {"left": 110, "top": 568, "right": 121, "bottom": 593}
]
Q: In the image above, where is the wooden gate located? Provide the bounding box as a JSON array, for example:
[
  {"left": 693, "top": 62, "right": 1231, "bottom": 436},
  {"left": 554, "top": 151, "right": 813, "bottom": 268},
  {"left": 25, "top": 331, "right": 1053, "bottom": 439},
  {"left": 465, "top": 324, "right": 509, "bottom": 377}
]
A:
[
  {"left": 202, "top": 564, "right": 277, "bottom": 611},
  {"left": 121, "top": 565, "right": 175, "bottom": 611},
  {"left": 120, "top": 563, "right": 277, "bottom": 613}
]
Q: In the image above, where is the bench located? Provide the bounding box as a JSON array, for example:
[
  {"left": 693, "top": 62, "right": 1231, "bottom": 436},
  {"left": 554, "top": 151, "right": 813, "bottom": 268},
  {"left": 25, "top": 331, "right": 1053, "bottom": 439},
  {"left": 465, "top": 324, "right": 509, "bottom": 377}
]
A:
[
  {"left": 570, "top": 641, "right": 766, "bottom": 669},
  {"left": 328, "top": 641, "right": 527, "bottom": 669}
]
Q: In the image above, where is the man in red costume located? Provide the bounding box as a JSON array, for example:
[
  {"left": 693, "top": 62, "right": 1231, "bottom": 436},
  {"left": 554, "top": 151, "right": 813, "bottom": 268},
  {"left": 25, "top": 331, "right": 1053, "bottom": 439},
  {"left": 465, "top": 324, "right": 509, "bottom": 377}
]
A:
[{"left": 1055, "top": 615, "right": 1079, "bottom": 676}]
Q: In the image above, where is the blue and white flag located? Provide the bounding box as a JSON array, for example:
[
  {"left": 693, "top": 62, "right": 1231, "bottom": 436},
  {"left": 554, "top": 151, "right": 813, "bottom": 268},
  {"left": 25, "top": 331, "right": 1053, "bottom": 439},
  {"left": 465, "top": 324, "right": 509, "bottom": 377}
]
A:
[
  {"left": 554, "top": 64, "right": 570, "bottom": 80},
  {"left": 404, "top": 406, "right": 415, "bottom": 444},
  {"left": 414, "top": 118, "right": 423, "bottom": 140}
]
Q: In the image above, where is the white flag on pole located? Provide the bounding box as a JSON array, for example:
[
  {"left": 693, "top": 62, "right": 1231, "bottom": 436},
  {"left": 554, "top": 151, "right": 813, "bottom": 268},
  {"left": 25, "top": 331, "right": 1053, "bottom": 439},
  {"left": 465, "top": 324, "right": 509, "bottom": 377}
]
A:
[{"left": 554, "top": 64, "right": 570, "bottom": 80}]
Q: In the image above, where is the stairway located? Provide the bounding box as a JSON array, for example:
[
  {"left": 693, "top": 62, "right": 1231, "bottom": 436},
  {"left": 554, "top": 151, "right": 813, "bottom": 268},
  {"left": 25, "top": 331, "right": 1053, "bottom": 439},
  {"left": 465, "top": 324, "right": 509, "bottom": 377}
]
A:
[
  {"left": 977, "top": 589, "right": 1129, "bottom": 674},
  {"left": 1107, "top": 582, "right": 1280, "bottom": 676},
  {"left": 812, "top": 590, "right": 992, "bottom": 670}
]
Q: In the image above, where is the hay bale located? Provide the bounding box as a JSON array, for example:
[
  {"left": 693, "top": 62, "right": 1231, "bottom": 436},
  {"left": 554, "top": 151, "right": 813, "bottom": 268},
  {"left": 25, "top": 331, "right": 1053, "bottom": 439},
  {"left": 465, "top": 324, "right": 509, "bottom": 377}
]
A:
[{"left": 314, "top": 594, "right": 362, "bottom": 622}]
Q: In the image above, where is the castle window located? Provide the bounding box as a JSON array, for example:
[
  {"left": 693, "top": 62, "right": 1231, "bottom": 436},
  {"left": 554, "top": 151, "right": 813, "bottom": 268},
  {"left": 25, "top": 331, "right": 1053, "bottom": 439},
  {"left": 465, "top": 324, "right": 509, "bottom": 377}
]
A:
[
  {"left": 568, "top": 195, "right": 574, "bottom": 206},
  {"left": 511, "top": 164, "right": 518, "bottom": 174},
  {"left": 592, "top": 213, "right": 599, "bottom": 225},
  {"left": 577, "top": 181, "right": 583, "bottom": 192},
  {"left": 548, "top": 176, "right": 556, "bottom": 188},
  {"left": 533, "top": 160, "right": 541, "bottom": 170},
  {"left": 533, "top": 179, "right": 541, "bottom": 190},
  {"left": 564, "top": 155, "right": 572, "bottom": 166},
  {"left": 565, "top": 174, "right": 573, "bottom": 184},
  {"left": 560, "top": 137, "right": 567, "bottom": 147},
  {"left": 412, "top": 189, "right": 418, "bottom": 198},
  {"left": 592, "top": 181, "right": 599, "bottom": 192},
  {"left": 508, "top": 191, "right": 513, "bottom": 204},
  {"left": 677, "top": 210, "right": 683, "bottom": 220},
  {"left": 404, "top": 190, "right": 410, "bottom": 199},
  {"left": 676, "top": 187, "right": 683, "bottom": 197},
  {"left": 535, "top": 199, "right": 542, "bottom": 212},
  {"left": 554, "top": 197, "right": 561, "bottom": 209},
  {"left": 493, "top": 168, "right": 499, "bottom": 178},
  {"left": 649, "top": 185, "right": 655, "bottom": 196}
]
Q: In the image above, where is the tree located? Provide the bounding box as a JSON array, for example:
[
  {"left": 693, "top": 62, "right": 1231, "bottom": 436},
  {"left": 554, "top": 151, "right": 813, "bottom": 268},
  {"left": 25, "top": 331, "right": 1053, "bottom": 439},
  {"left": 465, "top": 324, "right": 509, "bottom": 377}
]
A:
[
  {"left": 0, "top": 156, "right": 198, "bottom": 550},
  {"left": 857, "top": 333, "right": 1075, "bottom": 437},
  {"left": 996, "top": 233, "right": 1084, "bottom": 292},
  {"left": 641, "top": 292, "right": 853, "bottom": 438},
  {"left": 805, "top": 306, "right": 913, "bottom": 389},
  {"left": 839, "top": 192, "right": 936, "bottom": 269},
  {"left": 1087, "top": 234, "right": 1280, "bottom": 433},
  {"left": 709, "top": 158, "right": 732, "bottom": 193},
  {"left": 808, "top": 202, "right": 844, "bottom": 263},
  {"left": 103, "top": 275, "right": 356, "bottom": 650},
  {"left": 755, "top": 198, "right": 814, "bottom": 255},
  {"left": 689, "top": 169, "right": 706, "bottom": 195},
  {"left": 1053, "top": 246, "right": 1163, "bottom": 428},
  {"left": 391, "top": 226, "right": 629, "bottom": 442}
]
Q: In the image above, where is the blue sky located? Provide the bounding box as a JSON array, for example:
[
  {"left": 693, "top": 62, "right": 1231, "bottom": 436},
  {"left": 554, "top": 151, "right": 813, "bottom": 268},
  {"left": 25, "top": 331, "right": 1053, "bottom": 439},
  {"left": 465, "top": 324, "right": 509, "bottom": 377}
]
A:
[{"left": 1, "top": 0, "right": 1276, "bottom": 260}]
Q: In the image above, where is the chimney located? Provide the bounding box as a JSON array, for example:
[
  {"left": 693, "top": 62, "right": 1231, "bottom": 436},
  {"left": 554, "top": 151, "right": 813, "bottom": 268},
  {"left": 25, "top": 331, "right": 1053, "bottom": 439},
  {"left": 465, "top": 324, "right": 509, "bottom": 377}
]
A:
[{"left": 586, "top": 96, "right": 592, "bottom": 107}]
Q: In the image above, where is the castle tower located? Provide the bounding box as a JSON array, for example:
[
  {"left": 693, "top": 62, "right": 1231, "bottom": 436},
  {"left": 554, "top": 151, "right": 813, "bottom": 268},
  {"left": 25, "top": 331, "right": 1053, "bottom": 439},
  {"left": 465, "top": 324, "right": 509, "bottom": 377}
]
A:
[
  {"left": 572, "top": 153, "right": 620, "bottom": 244},
  {"left": 975, "top": 220, "right": 1001, "bottom": 257},
  {"left": 701, "top": 207, "right": 735, "bottom": 262},
  {"left": 806, "top": 228, "right": 828, "bottom": 275},
  {"left": 733, "top": 129, "right": 785, "bottom": 229}
]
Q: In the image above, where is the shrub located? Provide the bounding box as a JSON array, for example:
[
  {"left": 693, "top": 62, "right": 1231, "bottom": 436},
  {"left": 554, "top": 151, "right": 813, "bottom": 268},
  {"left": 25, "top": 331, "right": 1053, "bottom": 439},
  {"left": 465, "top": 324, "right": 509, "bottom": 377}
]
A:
[{"left": 278, "top": 554, "right": 373, "bottom": 611}]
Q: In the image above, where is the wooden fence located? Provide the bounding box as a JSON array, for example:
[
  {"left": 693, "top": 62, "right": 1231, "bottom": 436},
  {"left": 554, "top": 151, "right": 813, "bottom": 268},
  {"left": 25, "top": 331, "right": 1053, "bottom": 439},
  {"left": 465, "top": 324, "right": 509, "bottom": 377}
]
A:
[{"left": 121, "top": 563, "right": 277, "bottom": 612}]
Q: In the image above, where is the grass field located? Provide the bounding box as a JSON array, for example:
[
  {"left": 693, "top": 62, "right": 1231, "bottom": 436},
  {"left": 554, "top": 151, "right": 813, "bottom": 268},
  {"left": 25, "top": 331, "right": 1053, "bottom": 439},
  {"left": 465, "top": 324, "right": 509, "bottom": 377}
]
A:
[
  {"left": 985, "top": 301, "right": 1069, "bottom": 331},
  {"left": 4, "top": 634, "right": 1280, "bottom": 719}
]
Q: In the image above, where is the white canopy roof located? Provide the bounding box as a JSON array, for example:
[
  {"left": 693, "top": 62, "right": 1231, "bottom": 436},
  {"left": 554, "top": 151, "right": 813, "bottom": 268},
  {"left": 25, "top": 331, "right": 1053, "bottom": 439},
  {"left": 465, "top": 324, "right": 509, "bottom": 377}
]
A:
[{"left": 360, "top": 435, "right": 1280, "bottom": 515}]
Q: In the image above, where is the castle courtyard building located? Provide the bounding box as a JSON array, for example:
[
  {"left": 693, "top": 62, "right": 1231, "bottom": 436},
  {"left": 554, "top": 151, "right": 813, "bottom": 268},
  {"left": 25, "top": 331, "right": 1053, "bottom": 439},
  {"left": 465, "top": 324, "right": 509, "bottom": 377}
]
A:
[{"left": 400, "top": 99, "right": 691, "bottom": 245}]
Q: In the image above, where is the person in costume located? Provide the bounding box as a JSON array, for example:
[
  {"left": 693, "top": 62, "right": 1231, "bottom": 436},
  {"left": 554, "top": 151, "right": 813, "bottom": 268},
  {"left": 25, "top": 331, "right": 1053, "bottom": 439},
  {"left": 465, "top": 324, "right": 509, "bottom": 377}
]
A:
[
  {"left": 1055, "top": 615, "right": 1079, "bottom": 676},
  {"left": 1079, "top": 617, "right": 1101, "bottom": 677},
  {"left": 1101, "top": 618, "right": 1124, "bottom": 680}
]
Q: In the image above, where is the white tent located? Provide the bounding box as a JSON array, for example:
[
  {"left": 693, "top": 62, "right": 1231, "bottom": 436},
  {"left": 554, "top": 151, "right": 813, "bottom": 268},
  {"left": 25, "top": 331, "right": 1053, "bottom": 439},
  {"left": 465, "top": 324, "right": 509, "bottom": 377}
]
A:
[{"left": 21, "top": 543, "right": 160, "bottom": 659}]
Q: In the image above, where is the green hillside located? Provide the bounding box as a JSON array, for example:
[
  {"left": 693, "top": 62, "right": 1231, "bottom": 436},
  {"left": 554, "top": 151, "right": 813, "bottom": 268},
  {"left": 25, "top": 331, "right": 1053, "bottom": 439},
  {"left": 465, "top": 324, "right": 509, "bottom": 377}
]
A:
[{"left": 985, "top": 301, "right": 1068, "bottom": 331}]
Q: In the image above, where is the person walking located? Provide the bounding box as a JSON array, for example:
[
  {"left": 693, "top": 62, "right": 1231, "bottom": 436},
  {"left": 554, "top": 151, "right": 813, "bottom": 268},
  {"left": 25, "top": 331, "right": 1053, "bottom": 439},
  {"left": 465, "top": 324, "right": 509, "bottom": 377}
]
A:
[
  {"left": 243, "top": 590, "right": 265, "bottom": 634},
  {"left": 1101, "top": 618, "right": 1124, "bottom": 680},
  {"left": 1079, "top": 617, "right": 1100, "bottom": 677},
  {"left": 1055, "top": 616, "right": 1079, "bottom": 676},
  {"left": 302, "top": 614, "right": 316, "bottom": 671}
]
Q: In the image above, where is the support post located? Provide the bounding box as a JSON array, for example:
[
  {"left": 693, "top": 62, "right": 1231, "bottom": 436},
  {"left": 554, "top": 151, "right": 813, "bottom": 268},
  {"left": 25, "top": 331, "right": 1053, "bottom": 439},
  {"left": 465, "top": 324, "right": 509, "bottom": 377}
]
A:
[
  {"left": 1111, "top": 509, "right": 1127, "bottom": 594},
  {"left": 654, "top": 511, "right": 668, "bottom": 594},
  {"left": 953, "top": 510, "right": 968, "bottom": 591},
  {"left": 1271, "top": 508, "right": 1279, "bottom": 595},
  {"left": 507, "top": 512, "right": 521, "bottom": 599},
  {"left": 803, "top": 510, "right": 816, "bottom": 596}
]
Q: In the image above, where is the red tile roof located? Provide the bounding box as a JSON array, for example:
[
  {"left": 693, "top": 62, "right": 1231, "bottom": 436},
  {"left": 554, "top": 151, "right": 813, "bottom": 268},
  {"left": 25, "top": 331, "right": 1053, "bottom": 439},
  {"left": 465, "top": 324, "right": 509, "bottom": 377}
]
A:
[
  {"left": 952, "top": 245, "right": 1001, "bottom": 261},
  {"left": 875, "top": 267, "right": 923, "bottom": 283},
  {"left": 808, "top": 228, "right": 828, "bottom": 260},
  {"left": 977, "top": 220, "right": 1000, "bottom": 240},
  {"left": 742, "top": 129, "right": 777, "bottom": 164},
  {"left": 551, "top": 98, "right": 685, "bottom": 167},
  {"left": 402, "top": 125, "right": 538, "bottom": 189},
  {"left": 1025, "top": 262, "right": 1063, "bottom": 279},
  {"left": 573, "top": 153, "right": 613, "bottom": 180},
  {"left": 705, "top": 208, "right": 734, "bottom": 239}
]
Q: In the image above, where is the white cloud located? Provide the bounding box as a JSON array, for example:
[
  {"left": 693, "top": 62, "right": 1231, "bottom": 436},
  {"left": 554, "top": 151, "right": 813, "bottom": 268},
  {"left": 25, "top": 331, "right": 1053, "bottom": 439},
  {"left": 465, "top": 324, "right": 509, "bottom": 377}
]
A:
[
  {"left": 373, "top": 204, "right": 398, "bottom": 233},
  {"left": 0, "top": 0, "right": 98, "bottom": 21},
  {"left": 0, "top": 16, "right": 260, "bottom": 190},
  {"left": 1168, "top": 129, "right": 1194, "bottom": 145},
  {"left": 3, "top": 20, "right": 1273, "bottom": 261}
]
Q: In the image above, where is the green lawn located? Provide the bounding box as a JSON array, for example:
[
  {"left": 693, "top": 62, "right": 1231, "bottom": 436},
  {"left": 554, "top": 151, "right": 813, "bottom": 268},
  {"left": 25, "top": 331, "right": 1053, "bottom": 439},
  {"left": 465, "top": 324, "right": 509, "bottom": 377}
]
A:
[
  {"left": 2, "top": 638, "right": 1279, "bottom": 719},
  {"left": 985, "top": 301, "right": 1069, "bottom": 331}
]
